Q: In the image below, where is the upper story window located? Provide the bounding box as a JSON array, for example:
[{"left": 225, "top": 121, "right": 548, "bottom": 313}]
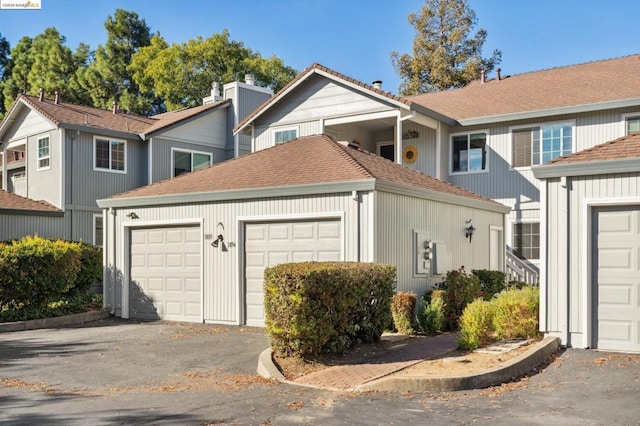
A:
[
  {"left": 172, "top": 149, "right": 212, "bottom": 177},
  {"left": 274, "top": 128, "right": 297, "bottom": 144},
  {"left": 625, "top": 115, "right": 640, "bottom": 135},
  {"left": 37, "top": 136, "right": 50, "bottom": 170},
  {"left": 451, "top": 132, "right": 487, "bottom": 173},
  {"left": 378, "top": 142, "right": 394, "bottom": 161},
  {"left": 512, "top": 122, "right": 573, "bottom": 167},
  {"left": 94, "top": 137, "right": 126, "bottom": 173}
]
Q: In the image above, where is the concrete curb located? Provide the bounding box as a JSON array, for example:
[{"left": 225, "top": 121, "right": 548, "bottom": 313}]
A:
[
  {"left": 356, "top": 337, "right": 561, "bottom": 392},
  {"left": 0, "top": 309, "right": 111, "bottom": 333}
]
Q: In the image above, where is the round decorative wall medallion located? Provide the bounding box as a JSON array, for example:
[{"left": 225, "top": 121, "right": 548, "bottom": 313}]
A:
[{"left": 403, "top": 145, "right": 418, "bottom": 164}]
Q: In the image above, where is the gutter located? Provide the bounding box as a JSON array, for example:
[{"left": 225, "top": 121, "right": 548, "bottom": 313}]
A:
[{"left": 532, "top": 157, "right": 640, "bottom": 179}]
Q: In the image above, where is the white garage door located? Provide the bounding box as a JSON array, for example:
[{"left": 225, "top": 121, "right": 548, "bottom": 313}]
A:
[
  {"left": 130, "top": 226, "right": 201, "bottom": 322},
  {"left": 594, "top": 207, "right": 640, "bottom": 352},
  {"left": 244, "top": 219, "right": 342, "bottom": 327}
]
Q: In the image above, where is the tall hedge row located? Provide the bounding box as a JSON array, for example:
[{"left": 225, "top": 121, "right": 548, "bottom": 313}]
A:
[
  {"left": 264, "top": 262, "right": 396, "bottom": 357},
  {"left": 0, "top": 236, "right": 103, "bottom": 308}
]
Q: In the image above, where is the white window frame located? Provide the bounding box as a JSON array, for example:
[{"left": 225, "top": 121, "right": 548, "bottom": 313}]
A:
[
  {"left": 512, "top": 220, "right": 540, "bottom": 261},
  {"left": 171, "top": 147, "right": 213, "bottom": 177},
  {"left": 273, "top": 127, "right": 298, "bottom": 145},
  {"left": 37, "top": 135, "right": 50, "bottom": 171},
  {"left": 449, "top": 130, "right": 489, "bottom": 175},
  {"left": 509, "top": 120, "right": 576, "bottom": 170},
  {"left": 93, "top": 214, "right": 104, "bottom": 246},
  {"left": 377, "top": 141, "right": 395, "bottom": 161},
  {"left": 621, "top": 112, "right": 640, "bottom": 136},
  {"left": 93, "top": 136, "right": 127, "bottom": 174}
]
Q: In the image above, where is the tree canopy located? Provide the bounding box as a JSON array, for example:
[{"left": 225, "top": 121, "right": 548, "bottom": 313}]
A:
[
  {"left": 129, "top": 29, "right": 298, "bottom": 111},
  {"left": 391, "top": 0, "right": 501, "bottom": 95}
]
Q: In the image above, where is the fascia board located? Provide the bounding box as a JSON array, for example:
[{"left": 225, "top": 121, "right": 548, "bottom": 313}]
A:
[{"left": 532, "top": 157, "right": 640, "bottom": 179}]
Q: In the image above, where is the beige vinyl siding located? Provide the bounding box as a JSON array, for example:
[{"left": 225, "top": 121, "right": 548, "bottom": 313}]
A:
[
  {"left": 149, "top": 138, "right": 226, "bottom": 183},
  {"left": 545, "top": 173, "right": 640, "bottom": 348},
  {"left": 105, "top": 192, "right": 370, "bottom": 324},
  {"left": 374, "top": 191, "right": 505, "bottom": 294},
  {"left": 2, "top": 107, "right": 55, "bottom": 141}
]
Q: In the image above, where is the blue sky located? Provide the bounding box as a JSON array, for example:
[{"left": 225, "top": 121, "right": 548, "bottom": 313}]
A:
[{"left": 1, "top": 0, "right": 639, "bottom": 94}]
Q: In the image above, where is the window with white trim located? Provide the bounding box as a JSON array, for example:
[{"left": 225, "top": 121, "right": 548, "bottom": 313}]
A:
[
  {"left": 172, "top": 149, "right": 212, "bottom": 177},
  {"left": 451, "top": 132, "right": 487, "bottom": 173},
  {"left": 37, "top": 136, "right": 50, "bottom": 170},
  {"left": 274, "top": 128, "right": 297, "bottom": 144},
  {"left": 94, "top": 137, "right": 126, "bottom": 172},
  {"left": 378, "top": 142, "right": 394, "bottom": 161},
  {"left": 513, "top": 222, "right": 539, "bottom": 260},
  {"left": 93, "top": 214, "right": 103, "bottom": 246},
  {"left": 626, "top": 115, "right": 640, "bottom": 135},
  {"left": 512, "top": 123, "right": 572, "bottom": 167}
]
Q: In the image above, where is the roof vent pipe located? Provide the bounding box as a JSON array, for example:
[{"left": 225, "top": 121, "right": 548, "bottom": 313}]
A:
[
  {"left": 480, "top": 70, "right": 486, "bottom": 84},
  {"left": 54, "top": 91, "right": 60, "bottom": 104},
  {"left": 39, "top": 88, "right": 45, "bottom": 101},
  {"left": 112, "top": 101, "right": 118, "bottom": 114},
  {"left": 496, "top": 68, "right": 502, "bottom": 81},
  {"left": 372, "top": 80, "right": 383, "bottom": 90},
  {"left": 245, "top": 73, "right": 255, "bottom": 85}
]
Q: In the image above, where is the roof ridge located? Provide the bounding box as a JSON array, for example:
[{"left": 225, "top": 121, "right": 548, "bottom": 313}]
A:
[{"left": 326, "top": 138, "right": 376, "bottom": 179}]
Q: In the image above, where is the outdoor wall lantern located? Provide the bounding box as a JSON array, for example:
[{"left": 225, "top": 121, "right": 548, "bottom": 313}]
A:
[
  {"left": 211, "top": 234, "right": 224, "bottom": 248},
  {"left": 465, "top": 219, "right": 475, "bottom": 243},
  {"left": 127, "top": 212, "right": 139, "bottom": 219}
]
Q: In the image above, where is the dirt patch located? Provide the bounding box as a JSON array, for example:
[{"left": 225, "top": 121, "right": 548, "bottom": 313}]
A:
[{"left": 273, "top": 336, "right": 539, "bottom": 381}]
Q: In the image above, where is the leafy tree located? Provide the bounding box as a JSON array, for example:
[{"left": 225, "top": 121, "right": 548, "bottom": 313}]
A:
[
  {"left": 130, "top": 29, "right": 297, "bottom": 111},
  {"left": 391, "top": 0, "right": 501, "bottom": 95},
  {"left": 79, "top": 9, "right": 155, "bottom": 114},
  {"left": 2, "top": 36, "right": 33, "bottom": 113},
  {"left": 0, "top": 33, "right": 9, "bottom": 117}
]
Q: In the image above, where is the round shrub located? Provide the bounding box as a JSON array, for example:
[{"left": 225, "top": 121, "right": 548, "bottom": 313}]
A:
[
  {"left": 391, "top": 291, "right": 417, "bottom": 334},
  {"left": 492, "top": 286, "right": 540, "bottom": 339},
  {"left": 458, "top": 298, "right": 496, "bottom": 350}
]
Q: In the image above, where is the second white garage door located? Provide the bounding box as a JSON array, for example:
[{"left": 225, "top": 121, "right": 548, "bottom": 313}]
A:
[
  {"left": 129, "top": 226, "right": 201, "bottom": 322},
  {"left": 244, "top": 219, "right": 342, "bottom": 327},
  {"left": 593, "top": 207, "right": 640, "bottom": 352}
]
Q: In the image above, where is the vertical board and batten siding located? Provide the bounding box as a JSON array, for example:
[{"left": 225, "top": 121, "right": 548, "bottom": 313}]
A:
[
  {"left": 0, "top": 213, "right": 68, "bottom": 241},
  {"left": 2, "top": 107, "right": 55, "bottom": 141},
  {"left": 149, "top": 138, "right": 227, "bottom": 183},
  {"left": 399, "top": 122, "right": 438, "bottom": 177},
  {"left": 25, "top": 130, "right": 61, "bottom": 208},
  {"left": 252, "top": 75, "right": 397, "bottom": 152},
  {"left": 254, "top": 121, "right": 323, "bottom": 151},
  {"left": 156, "top": 109, "right": 227, "bottom": 147},
  {"left": 65, "top": 131, "right": 147, "bottom": 208},
  {"left": 545, "top": 173, "right": 640, "bottom": 348},
  {"left": 374, "top": 191, "right": 504, "bottom": 296},
  {"left": 106, "top": 192, "right": 372, "bottom": 324}
]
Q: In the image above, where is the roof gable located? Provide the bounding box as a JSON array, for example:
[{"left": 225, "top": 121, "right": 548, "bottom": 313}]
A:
[{"left": 410, "top": 54, "right": 640, "bottom": 124}]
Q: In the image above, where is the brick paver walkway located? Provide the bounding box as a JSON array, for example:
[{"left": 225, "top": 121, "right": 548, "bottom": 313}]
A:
[{"left": 294, "top": 333, "right": 459, "bottom": 390}]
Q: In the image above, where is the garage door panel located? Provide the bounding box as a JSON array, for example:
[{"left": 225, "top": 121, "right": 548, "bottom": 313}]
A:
[
  {"left": 130, "top": 226, "right": 201, "bottom": 323},
  {"left": 245, "top": 220, "right": 342, "bottom": 327},
  {"left": 595, "top": 207, "right": 640, "bottom": 352}
]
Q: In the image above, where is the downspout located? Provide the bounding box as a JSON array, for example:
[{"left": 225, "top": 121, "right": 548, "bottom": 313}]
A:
[{"left": 109, "top": 207, "right": 117, "bottom": 315}]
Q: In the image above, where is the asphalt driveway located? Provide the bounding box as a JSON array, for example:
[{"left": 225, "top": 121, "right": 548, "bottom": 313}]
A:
[{"left": 1, "top": 318, "right": 639, "bottom": 425}]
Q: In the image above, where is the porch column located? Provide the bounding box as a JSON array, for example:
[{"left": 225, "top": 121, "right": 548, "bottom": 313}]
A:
[{"left": 1, "top": 146, "right": 6, "bottom": 190}]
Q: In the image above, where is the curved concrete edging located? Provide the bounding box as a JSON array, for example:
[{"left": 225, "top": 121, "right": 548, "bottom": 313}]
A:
[
  {"left": 356, "top": 337, "right": 561, "bottom": 392},
  {"left": 0, "top": 309, "right": 111, "bottom": 333}
]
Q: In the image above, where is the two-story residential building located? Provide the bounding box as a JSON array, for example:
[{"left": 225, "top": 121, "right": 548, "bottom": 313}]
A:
[
  {"left": 0, "top": 76, "right": 272, "bottom": 244},
  {"left": 235, "top": 56, "right": 640, "bottom": 279}
]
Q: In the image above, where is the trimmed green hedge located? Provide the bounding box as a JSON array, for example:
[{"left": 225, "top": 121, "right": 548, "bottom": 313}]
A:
[{"left": 264, "top": 262, "right": 396, "bottom": 357}]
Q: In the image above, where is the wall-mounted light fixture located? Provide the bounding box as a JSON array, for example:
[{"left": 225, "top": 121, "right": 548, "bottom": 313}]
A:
[
  {"left": 211, "top": 234, "right": 224, "bottom": 248},
  {"left": 127, "top": 212, "right": 139, "bottom": 219},
  {"left": 465, "top": 219, "right": 475, "bottom": 243}
]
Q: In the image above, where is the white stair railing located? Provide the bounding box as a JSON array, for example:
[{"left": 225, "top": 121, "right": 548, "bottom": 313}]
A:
[{"left": 506, "top": 246, "right": 539, "bottom": 286}]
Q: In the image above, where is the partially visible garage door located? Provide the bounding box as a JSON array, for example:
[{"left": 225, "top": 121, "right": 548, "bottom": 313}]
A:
[
  {"left": 244, "top": 219, "right": 342, "bottom": 327},
  {"left": 593, "top": 207, "right": 640, "bottom": 352},
  {"left": 130, "top": 226, "right": 201, "bottom": 322}
]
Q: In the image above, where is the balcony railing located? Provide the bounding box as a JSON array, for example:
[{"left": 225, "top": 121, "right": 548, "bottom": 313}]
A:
[{"left": 506, "top": 246, "right": 539, "bottom": 286}]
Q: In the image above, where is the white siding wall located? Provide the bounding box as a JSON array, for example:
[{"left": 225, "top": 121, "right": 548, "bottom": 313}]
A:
[
  {"left": 374, "top": 191, "right": 505, "bottom": 296},
  {"left": 105, "top": 192, "right": 372, "bottom": 324},
  {"left": 27, "top": 130, "right": 61, "bottom": 207},
  {"left": 544, "top": 173, "right": 640, "bottom": 348},
  {"left": 3, "top": 107, "right": 55, "bottom": 141}
]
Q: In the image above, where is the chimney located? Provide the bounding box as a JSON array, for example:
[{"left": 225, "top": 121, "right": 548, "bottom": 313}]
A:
[
  {"left": 480, "top": 70, "right": 486, "bottom": 84},
  {"left": 372, "top": 80, "right": 383, "bottom": 90},
  {"left": 39, "top": 88, "right": 45, "bottom": 101},
  {"left": 496, "top": 68, "right": 502, "bottom": 81},
  {"left": 54, "top": 91, "right": 60, "bottom": 104},
  {"left": 245, "top": 73, "right": 255, "bottom": 86},
  {"left": 203, "top": 81, "right": 222, "bottom": 105},
  {"left": 112, "top": 101, "right": 118, "bottom": 114}
]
